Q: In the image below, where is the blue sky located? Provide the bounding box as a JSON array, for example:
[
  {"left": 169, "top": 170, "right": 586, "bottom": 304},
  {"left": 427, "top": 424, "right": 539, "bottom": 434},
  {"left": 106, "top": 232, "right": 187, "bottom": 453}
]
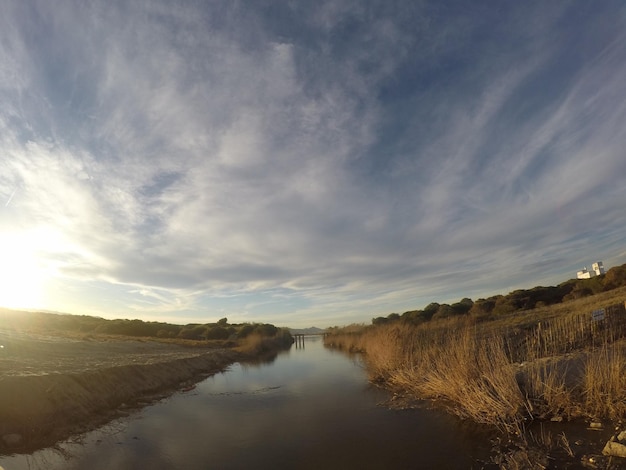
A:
[{"left": 1, "top": 1, "right": 626, "bottom": 328}]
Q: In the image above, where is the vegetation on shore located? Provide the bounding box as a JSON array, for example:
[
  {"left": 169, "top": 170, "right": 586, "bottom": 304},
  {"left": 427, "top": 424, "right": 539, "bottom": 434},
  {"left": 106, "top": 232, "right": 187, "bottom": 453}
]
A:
[
  {"left": 0, "top": 310, "right": 293, "bottom": 347},
  {"left": 369, "top": 262, "right": 626, "bottom": 327},
  {"left": 324, "top": 264, "right": 626, "bottom": 435}
]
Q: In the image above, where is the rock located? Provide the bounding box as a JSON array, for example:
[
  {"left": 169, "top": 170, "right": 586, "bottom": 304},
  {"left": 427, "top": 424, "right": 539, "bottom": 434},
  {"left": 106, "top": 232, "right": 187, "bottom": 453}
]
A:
[
  {"left": 589, "top": 421, "right": 603, "bottom": 430},
  {"left": 602, "top": 440, "right": 626, "bottom": 458},
  {"left": 581, "top": 454, "right": 604, "bottom": 469},
  {"left": 618, "top": 431, "right": 626, "bottom": 442},
  {"left": 2, "top": 433, "right": 22, "bottom": 446}
]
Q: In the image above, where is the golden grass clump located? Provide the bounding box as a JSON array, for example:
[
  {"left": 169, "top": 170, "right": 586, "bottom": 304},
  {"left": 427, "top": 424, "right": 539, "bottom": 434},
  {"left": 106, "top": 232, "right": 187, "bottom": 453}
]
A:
[
  {"left": 409, "top": 327, "right": 525, "bottom": 431},
  {"left": 583, "top": 341, "right": 626, "bottom": 419}
]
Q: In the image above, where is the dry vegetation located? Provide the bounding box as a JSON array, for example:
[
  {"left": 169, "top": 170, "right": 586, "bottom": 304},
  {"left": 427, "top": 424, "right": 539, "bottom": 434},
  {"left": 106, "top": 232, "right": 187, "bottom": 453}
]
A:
[{"left": 325, "top": 288, "right": 626, "bottom": 434}]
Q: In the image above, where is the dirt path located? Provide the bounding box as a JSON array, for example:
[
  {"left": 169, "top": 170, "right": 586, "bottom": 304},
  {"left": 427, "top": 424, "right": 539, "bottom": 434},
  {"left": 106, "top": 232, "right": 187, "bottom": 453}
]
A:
[{"left": 0, "top": 329, "right": 240, "bottom": 454}]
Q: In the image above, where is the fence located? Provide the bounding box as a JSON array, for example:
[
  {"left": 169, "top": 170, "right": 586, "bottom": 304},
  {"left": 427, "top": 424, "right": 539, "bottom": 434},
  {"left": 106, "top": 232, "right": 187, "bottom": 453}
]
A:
[{"left": 504, "top": 302, "right": 626, "bottom": 363}]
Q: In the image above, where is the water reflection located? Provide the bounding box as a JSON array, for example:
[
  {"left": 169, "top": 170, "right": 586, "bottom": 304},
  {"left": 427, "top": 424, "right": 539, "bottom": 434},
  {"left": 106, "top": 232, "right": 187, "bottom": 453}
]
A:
[{"left": 0, "top": 337, "right": 489, "bottom": 469}]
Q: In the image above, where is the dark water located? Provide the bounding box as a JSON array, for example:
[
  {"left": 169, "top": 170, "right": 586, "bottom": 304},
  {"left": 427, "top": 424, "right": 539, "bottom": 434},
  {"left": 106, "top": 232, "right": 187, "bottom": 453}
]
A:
[{"left": 0, "top": 336, "right": 494, "bottom": 469}]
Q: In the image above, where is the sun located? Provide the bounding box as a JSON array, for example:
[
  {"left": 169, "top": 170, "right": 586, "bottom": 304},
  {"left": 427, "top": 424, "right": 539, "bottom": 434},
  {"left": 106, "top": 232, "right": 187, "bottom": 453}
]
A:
[{"left": 0, "top": 229, "right": 56, "bottom": 310}]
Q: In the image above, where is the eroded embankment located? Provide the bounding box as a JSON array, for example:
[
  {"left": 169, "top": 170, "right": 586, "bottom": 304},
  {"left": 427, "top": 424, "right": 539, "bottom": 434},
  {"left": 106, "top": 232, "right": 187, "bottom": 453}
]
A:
[{"left": 0, "top": 347, "right": 240, "bottom": 453}]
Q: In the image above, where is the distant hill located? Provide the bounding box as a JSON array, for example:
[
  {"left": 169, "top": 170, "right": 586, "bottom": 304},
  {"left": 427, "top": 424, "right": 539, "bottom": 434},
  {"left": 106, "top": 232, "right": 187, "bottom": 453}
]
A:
[{"left": 289, "top": 327, "right": 326, "bottom": 335}]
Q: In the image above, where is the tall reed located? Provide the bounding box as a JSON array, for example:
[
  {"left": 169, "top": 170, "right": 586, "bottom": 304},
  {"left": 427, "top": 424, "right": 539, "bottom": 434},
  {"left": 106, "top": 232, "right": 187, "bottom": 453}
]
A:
[
  {"left": 324, "top": 301, "right": 626, "bottom": 431},
  {"left": 583, "top": 341, "right": 626, "bottom": 419}
]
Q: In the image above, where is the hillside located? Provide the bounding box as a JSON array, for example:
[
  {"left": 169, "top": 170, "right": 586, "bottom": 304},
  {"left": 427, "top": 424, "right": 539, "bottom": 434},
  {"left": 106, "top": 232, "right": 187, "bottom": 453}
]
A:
[{"left": 372, "top": 262, "right": 626, "bottom": 326}]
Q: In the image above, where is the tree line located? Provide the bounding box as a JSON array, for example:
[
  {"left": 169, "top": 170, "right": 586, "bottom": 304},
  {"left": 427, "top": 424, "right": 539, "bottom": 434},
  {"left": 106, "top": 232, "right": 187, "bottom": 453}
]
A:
[
  {"left": 372, "top": 262, "right": 626, "bottom": 326},
  {"left": 0, "top": 311, "right": 287, "bottom": 342}
]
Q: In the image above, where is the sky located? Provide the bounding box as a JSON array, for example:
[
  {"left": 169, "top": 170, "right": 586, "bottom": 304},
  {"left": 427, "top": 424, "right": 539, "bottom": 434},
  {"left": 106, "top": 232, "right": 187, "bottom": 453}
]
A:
[{"left": 1, "top": 1, "right": 626, "bottom": 328}]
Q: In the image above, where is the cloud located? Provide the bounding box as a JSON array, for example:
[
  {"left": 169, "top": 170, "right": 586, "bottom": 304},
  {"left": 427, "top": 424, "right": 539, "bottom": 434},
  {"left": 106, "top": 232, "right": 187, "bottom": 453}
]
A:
[{"left": 1, "top": 1, "right": 626, "bottom": 325}]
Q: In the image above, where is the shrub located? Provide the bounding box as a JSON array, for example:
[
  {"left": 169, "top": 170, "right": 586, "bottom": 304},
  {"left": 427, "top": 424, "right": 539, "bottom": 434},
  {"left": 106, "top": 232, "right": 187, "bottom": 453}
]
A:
[
  {"left": 469, "top": 298, "right": 496, "bottom": 317},
  {"left": 177, "top": 325, "right": 206, "bottom": 340},
  {"left": 237, "top": 324, "right": 254, "bottom": 338},
  {"left": 206, "top": 326, "right": 229, "bottom": 340},
  {"left": 401, "top": 310, "right": 428, "bottom": 325},
  {"left": 254, "top": 323, "right": 278, "bottom": 337}
]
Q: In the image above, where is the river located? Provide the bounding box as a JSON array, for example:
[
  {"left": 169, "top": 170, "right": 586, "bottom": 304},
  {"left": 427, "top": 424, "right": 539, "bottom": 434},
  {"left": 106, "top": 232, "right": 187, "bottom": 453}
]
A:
[{"left": 0, "top": 336, "right": 494, "bottom": 469}]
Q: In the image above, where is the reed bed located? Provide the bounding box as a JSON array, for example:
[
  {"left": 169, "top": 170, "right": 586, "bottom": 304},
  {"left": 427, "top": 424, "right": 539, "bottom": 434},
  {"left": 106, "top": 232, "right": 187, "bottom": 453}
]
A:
[
  {"left": 325, "top": 299, "right": 626, "bottom": 433},
  {"left": 582, "top": 341, "right": 626, "bottom": 420}
]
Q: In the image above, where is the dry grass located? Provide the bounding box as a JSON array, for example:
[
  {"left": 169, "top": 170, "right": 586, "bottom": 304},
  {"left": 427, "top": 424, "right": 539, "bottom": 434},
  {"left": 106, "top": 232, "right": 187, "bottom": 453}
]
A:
[
  {"left": 522, "top": 357, "right": 578, "bottom": 420},
  {"left": 325, "top": 292, "right": 626, "bottom": 432},
  {"left": 583, "top": 341, "right": 626, "bottom": 419},
  {"left": 236, "top": 333, "right": 267, "bottom": 354},
  {"left": 234, "top": 331, "right": 292, "bottom": 355},
  {"left": 327, "top": 319, "right": 528, "bottom": 432}
]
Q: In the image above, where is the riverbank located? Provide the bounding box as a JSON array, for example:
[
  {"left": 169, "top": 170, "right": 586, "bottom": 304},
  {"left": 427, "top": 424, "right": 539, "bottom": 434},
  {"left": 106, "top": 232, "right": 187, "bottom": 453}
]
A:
[
  {"left": 0, "top": 330, "right": 265, "bottom": 454},
  {"left": 325, "top": 292, "right": 626, "bottom": 466}
]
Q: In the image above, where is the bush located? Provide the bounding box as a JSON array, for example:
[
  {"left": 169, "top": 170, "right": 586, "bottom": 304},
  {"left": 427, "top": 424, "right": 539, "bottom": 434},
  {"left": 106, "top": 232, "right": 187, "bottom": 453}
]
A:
[
  {"left": 603, "top": 265, "right": 626, "bottom": 290},
  {"left": 401, "top": 310, "right": 428, "bottom": 325},
  {"left": 237, "top": 324, "right": 254, "bottom": 338},
  {"left": 423, "top": 303, "right": 440, "bottom": 320},
  {"left": 254, "top": 323, "right": 278, "bottom": 337},
  {"left": 451, "top": 298, "right": 473, "bottom": 315},
  {"left": 492, "top": 297, "right": 518, "bottom": 316},
  {"left": 432, "top": 304, "right": 456, "bottom": 321},
  {"left": 177, "top": 325, "right": 206, "bottom": 340},
  {"left": 206, "top": 326, "right": 229, "bottom": 340},
  {"left": 470, "top": 298, "right": 497, "bottom": 316}
]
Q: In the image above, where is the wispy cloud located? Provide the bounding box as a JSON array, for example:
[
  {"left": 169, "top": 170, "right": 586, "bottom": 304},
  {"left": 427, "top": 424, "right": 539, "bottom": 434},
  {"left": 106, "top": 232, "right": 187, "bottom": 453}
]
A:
[{"left": 1, "top": 1, "right": 625, "bottom": 326}]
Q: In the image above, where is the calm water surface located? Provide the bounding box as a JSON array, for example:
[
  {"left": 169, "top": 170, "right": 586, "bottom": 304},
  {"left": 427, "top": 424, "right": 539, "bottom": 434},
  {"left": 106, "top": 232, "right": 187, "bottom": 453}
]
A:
[{"left": 0, "top": 336, "right": 493, "bottom": 469}]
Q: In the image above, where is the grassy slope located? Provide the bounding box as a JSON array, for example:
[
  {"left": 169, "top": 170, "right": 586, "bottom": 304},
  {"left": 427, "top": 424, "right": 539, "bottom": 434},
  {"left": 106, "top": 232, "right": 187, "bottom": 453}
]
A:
[{"left": 325, "top": 287, "right": 626, "bottom": 433}]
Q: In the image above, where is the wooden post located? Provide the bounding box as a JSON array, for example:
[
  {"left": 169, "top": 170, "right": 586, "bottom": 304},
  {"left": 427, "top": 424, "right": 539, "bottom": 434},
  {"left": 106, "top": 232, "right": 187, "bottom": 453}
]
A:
[{"left": 294, "top": 334, "right": 305, "bottom": 348}]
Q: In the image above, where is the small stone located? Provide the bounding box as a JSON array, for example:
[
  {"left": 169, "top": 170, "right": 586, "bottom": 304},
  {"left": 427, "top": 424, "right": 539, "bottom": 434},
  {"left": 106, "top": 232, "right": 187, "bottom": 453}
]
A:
[
  {"left": 603, "top": 440, "right": 626, "bottom": 458},
  {"left": 2, "top": 433, "right": 22, "bottom": 446},
  {"left": 618, "top": 431, "right": 626, "bottom": 442},
  {"left": 550, "top": 416, "right": 563, "bottom": 422},
  {"left": 590, "top": 421, "right": 603, "bottom": 429}
]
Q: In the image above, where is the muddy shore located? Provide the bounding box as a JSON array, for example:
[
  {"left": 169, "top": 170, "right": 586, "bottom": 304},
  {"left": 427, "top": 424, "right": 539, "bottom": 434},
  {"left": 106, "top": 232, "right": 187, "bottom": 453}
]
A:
[{"left": 0, "top": 330, "right": 242, "bottom": 453}]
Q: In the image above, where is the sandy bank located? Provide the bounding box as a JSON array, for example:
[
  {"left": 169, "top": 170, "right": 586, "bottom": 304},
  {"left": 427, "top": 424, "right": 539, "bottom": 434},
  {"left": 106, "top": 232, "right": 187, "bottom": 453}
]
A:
[{"left": 0, "top": 330, "right": 241, "bottom": 453}]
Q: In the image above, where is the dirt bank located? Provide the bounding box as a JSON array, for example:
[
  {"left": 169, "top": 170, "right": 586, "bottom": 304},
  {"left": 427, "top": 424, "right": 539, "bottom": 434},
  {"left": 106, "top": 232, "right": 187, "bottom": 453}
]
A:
[{"left": 0, "top": 330, "right": 241, "bottom": 453}]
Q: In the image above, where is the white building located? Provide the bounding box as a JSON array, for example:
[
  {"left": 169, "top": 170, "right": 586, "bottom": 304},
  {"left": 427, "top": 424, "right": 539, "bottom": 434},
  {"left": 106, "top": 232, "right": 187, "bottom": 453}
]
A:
[{"left": 577, "top": 261, "right": 606, "bottom": 279}]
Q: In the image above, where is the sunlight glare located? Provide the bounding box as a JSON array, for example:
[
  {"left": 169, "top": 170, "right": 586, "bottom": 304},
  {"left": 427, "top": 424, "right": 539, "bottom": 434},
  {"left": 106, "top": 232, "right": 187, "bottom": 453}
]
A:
[{"left": 0, "top": 229, "right": 62, "bottom": 309}]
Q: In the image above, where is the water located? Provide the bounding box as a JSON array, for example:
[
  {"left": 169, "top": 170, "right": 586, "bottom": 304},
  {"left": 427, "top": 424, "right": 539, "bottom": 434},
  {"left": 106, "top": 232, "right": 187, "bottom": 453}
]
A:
[{"left": 0, "top": 336, "right": 492, "bottom": 469}]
